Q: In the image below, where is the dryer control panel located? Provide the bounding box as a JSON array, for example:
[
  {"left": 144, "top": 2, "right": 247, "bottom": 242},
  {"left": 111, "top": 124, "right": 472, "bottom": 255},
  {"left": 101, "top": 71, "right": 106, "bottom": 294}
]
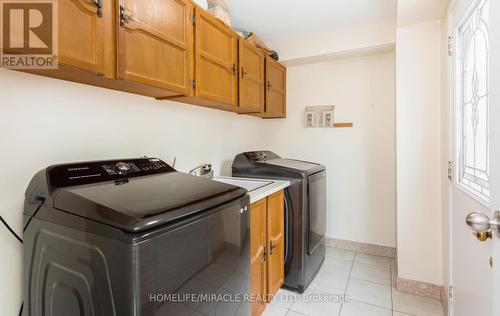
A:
[{"left": 244, "top": 151, "right": 280, "bottom": 162}]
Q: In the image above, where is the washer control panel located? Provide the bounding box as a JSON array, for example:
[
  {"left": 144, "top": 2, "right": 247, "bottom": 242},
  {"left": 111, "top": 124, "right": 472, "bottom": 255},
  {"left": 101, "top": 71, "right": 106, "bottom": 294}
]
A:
[{"left": 49, "top": 158, "right": 174, "bottom": 188}]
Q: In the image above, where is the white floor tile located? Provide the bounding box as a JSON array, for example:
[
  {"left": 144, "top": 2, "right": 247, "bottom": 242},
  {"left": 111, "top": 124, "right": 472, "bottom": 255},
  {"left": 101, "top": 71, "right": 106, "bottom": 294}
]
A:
[
  {"left": 393, "top": 312, "right": 414, "bottom": 316},
  {"left": 196, "top": 262, "right": 234, "bottom": 287},
  {"left": 390, "top": 259, "right": 397, "bottom": 288},
  {"left": 325, "top": 247, "right": 356, "bottom": 261},
  {"left": 221, "top": 270, "right": 249, "bottom": 294},
  {"left": 340, "top": 300, "right": 392, "bottom": 316},
  {"left": 176, "top": 278, "right": 217, "bottom": 308},
  {"left": 194, "top": 288, "right": 240, "bottom": 316},
  {"left": 270, "top": 289, "right": 297, "bottom": 310},
  {"left": 234, "top": 301, "right": 250, "bottom": 316},
  {"left": 286, "top": 311, "right": 309, "bottom": 316},
  {"left": 392, "top": 289, "right": 444, "bottom": 316},
  {"left": 289, "top": 289, "right": 343, "bottom": 316},
  {"left": 262, "top": 304, "right": 289, "bottom": 316},
  {"left": 345, "top": 279, "right": 392, "bottom": 309},
  {"left": 309, "top": 270, "right": 349, "bottom": 294},
  {"left": 350, "top": 262, "right": 391, "bottom": 286},
  {"left": 155, "top": 301, "right": 205, "bottom": 316},
  {"left": 320, "top": 257, "right": 353, "bottom": 276},
  {"left": 354, "top": 253, "right": 391, "bottom": 269}
]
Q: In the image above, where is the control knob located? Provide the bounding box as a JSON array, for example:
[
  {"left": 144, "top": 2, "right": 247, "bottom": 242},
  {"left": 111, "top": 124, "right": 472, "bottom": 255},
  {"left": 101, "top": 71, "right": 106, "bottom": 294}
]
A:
[{"left": 115, "top": 162, "right": 131, "bottom": 175}]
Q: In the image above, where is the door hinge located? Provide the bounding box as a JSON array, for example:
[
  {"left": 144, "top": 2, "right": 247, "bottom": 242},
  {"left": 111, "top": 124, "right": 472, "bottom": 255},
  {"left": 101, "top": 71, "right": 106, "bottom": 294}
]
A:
[
  {"left": 448, "top": 286, "right": 454, "bottom": 305},
  {"left": 448, "top": 35, "right": 453, "bottom": 56},
  {"left": 192, "top": 80, "right": 196, "bottom": 89},
  {"left": 263, "top": 246, "right": 267, "bottom": 261},
  {"left": 192, "top": 15, "right": 196, "bottom": 25},
  {"left": 448, "top": 161, "right": 454, "bottom": 181},
  {"left": 119, "top": 5, "right": 134, "bottom": 28},
  {"left": 232, "top": 63, "right": 236, "bottom": 76},
  {"left": 91, "top": 0, "right": 103, "bottom": 17}
]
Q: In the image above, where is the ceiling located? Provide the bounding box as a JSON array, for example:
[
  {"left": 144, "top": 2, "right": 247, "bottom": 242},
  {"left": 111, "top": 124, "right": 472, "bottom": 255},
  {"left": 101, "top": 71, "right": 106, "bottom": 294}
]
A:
[{"left": 226, "top": 0, "right": 397, "bottom": 43}]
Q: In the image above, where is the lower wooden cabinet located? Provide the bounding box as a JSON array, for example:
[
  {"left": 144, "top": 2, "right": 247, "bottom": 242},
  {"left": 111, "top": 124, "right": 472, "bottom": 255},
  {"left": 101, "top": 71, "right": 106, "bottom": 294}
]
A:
[
  {"left": 250, "top": 198, "right": 268, "bottom": 316},
  {"left": 266, "top": 190, "right": 285, "bottom": 295},
  {"left": 250, "top": 190, "right": 285, "bottom": 316}
]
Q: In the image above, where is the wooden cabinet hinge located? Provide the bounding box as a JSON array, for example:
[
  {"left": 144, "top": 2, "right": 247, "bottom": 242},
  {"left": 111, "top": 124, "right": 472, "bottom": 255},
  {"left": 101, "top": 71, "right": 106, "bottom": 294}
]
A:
[
  {"left": 91, "top": 0, "right": 103, "bottom": 17},
  {"left": 192, "top": 80, "right": 196, "bottom": 89},
  {"left": 192, "top": 15, "right": 196, "bottom": 25}
]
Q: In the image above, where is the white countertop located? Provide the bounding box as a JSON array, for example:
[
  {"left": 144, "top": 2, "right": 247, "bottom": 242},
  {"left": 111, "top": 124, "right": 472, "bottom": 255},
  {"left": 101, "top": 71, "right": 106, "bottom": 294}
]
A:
[{"left": 212, "top": 176, "right": 290, "bottom": 204}]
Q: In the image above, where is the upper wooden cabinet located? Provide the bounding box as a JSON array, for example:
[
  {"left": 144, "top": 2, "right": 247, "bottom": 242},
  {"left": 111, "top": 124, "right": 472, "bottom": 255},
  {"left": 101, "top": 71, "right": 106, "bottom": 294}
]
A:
[
  {"left": 264, "top": 57, "right": 287, "bottom": 118},
  {"left": 238, "top": 39, "right": 265, "bottom": 113},
  {"left": 59, "top": 0, "right": 112, "bottom": 77},
  {"left": 193, "top": 7, "right": 238, "bottom": 109},
  {"left": 19, "top": 0, "right": 287, "bottom": 118},
  {"left": 117, "top": 0, "right": 192, "bottom": 96}
]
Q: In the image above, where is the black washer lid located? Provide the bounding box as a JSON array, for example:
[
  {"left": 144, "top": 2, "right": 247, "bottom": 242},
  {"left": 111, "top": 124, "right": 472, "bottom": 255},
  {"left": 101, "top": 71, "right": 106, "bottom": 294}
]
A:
[{"left": 53, "top": 172, "right": 247, "bottom": 232}]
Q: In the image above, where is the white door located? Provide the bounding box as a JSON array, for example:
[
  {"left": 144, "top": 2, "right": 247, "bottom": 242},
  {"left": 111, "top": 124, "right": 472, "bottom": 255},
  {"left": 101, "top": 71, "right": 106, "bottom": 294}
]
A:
[{"left": 449, "top": 0, "right": 499, "bottom": 315}]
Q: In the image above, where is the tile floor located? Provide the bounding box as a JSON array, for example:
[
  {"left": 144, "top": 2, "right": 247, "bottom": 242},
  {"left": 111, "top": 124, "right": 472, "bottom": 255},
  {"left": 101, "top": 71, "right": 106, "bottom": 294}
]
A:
[{"left": 263, "top": 246, "right": 444, "bottom": 316}]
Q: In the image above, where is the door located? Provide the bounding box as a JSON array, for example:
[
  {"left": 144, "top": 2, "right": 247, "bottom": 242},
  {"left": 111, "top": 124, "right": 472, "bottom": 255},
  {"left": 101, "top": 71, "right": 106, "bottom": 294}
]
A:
[
  {"left": 266, "top": 190, "right": 285, "bottom": 297},
  {"left": 59, "top": 0, "right": 110, "bottom": 76},
  {"left": 194, "top": 8, "right": 238, "bottom": 107},
  {"left": 117, "top": 0, "right": 191, "bottom": 94},
  {"left": 449, "top": 0, "right": 500, "bottom": 315},
  {"left": 250, "top": 198, "right": 267, "bottom": 316},
  {"left": 239, "top": 39, "right": 265, "bottom": 113},
  {"left": 265, "top": 57, "right": 286, "bottom": 117}
]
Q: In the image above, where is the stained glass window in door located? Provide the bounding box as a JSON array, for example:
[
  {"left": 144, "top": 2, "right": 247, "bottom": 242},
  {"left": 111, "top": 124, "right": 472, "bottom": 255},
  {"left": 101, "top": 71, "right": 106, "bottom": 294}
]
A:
[{"left": 458, "top": 0, "right": 490, "bottom": 200}]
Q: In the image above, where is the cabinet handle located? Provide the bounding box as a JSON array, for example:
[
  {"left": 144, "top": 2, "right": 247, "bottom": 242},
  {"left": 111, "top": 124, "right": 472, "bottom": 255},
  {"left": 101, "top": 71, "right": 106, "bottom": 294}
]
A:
[
  {"left": 241, "top": 67, "right": 248, "bottom": 79},
  {"left": 269, "top": 240, "right": 277, "bottom": 255},
  {"left": 120, "top": 5, "right": 135, "bottom": 28},
  {"left": 91, "top": 0, "right": 103, "bottom": 17}
]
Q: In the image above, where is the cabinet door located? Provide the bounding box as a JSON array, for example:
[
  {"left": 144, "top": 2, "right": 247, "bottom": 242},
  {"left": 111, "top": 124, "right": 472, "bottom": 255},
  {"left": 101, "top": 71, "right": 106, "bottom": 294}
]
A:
[
  {"left": 250, "top": 199, "right": 267, "bottom": 316},
  {"left": 265, "top": 57, "right": 286, "bottom": 117},
  {"left": 266, "top": 190, "right": 285, "bottom": 296},
  {"left": 59, "top": 0, "right": 110, "bottom": 76},
  {"left": 194, "top": 8, "right": 238, "bottom": 107},
  {"left": 238, "top": 39, "right": 265, "bottom": 113},
  {"left": 118, "top": 0, "right": 191, "bottom": 95}
]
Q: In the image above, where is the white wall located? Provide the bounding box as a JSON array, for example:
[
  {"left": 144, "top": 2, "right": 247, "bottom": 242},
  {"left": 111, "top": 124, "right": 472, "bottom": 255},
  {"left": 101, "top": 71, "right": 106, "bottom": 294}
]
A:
[
  {"left": 396, "top": 20, "right": 444, "bottom": 285},
  {"left": 261, "top": 53, "right": 397, "bottom": 247},
  {"left": 0, "top": 69, "right": 267, "bottom": 315}
]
